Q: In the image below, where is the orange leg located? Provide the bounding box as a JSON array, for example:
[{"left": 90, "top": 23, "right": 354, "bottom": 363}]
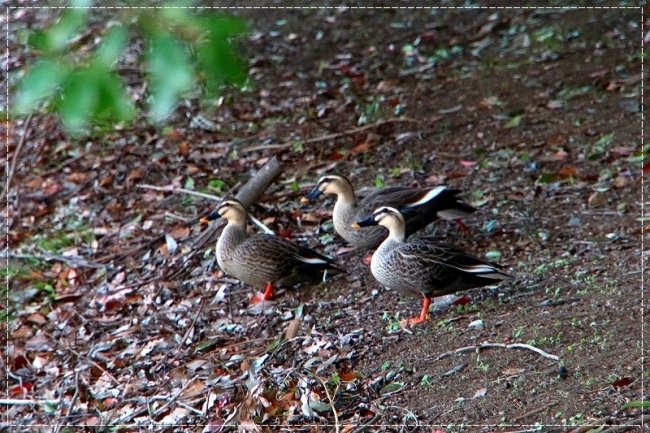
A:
[
  {"left": 362, "top": 254, "right": 373, "bottom": 266},
  {"left": 407, "top": 296, "right": 431, "bottom": 326},
  {"left": 250, "top": 282, "right": 275, "bottom": 304},
  {"left": 262, "top": 282, "right": 274, "bottom": 300},
  {"left": 455, "top": 219, "right": 470, "bottom": 232}
]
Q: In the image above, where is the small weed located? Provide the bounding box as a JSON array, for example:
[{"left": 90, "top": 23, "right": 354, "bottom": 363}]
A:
[
  {"left": 512, "top": 326, "right": 524, "bottom": 339},
  {"left": 382, "top": 311, "right": 401, "bottom": 332},
  {"left": 420, "top": 375, "right": 433, "bottom": 387}
]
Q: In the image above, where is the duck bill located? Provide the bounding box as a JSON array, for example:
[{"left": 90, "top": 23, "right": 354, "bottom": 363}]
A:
[
  {"left": 201, "top": 209, "right": 221, "bottom": 223},
  {"left": 351, "top": 215, "right": 378, "bottom": 229},
  {"left": 302, "top": 187, "right": 323, "bottom": 202}
]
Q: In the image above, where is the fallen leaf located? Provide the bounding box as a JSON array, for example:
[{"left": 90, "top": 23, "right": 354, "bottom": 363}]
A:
[
  {"left": 351, "top": 143, "right": 372, "bottom": 155},
  {"left": 472, "top": 387, "right": 487, "bottom": 398},
  {"left": 126, "top": 168, "right": 146, "bottom": 184},
  {"left": 67, "top": 172, "right": 87, "bottom": 183},
  {"left": 588, "top": 192, "right": 608, "bottom": 208},
  {"left": 285, "top": 317, "right": 301, "bottom": 340},
  {"left": 555, "top": 166, "right": 578, "bottom": 179},
  {"left": 169, "top": 226, "right": 190, "bottom": 239},
  {"left": 178, "top": 142, "right": 190, "bottom": 157},
  {"left": 611, "top": 377, "right": 635, "bottom": 388},
  {"left": 502, "top": 368, "right": 526, "bottom": 376}
]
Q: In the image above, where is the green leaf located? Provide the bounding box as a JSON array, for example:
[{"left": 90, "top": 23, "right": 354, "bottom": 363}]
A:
[
  {"left": 535, "top": 173, "right": 555, "bottom": 184},
  {"left": 595, "top": 133, "right": 614, "bottom": 147},
  {"left": 196, "top": 15, "right": 248, "bottom": 93},
  {"left": 148, "top": 31, "right": 193, "bottom": 122},
  {"left": 624, "top": 400, "right": 650, "bottom": 408},
  {"left": 184, "top": 176, "right": 195, "bottom": 190},
  {"left": 15, "top": 61, "right": 68, "bottom": 113},
  {"left": 485, "top": 250, "right": 502, "bottom": 260},
  {"left": 504, "top": 115, "right": 522, "bottom": 129},
  {"left": 208, "top": 179, "right": 227, "bottom": 193},
  {"left": 193, "top": 340, "right": 218, "bottom": 353},
  {"left": 44, "top": 9, "right": 87, "bottom": 53},
  {"left": 375, "top": 175, "right": 385, "bottom": 188},
  {"left": 56, "top": 65, "right": 134, "bottom": 134},
  {"left": 379, "top": 382, "right": 404, "bottom": 395},
  {"left": 96, "top": 25, "right": 126, "bottom": 67}
]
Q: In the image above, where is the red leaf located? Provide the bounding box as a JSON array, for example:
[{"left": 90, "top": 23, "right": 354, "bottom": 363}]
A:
[
  {"left": 554, "top": 166, "right": 578, "bottom": 180},
  {"left": 278, "top": 229, "right": 292, "bottom": 239},
  {"left": 451, "top": 295, "right": 471, "bottom": 306},
  {"left": 444, "top": 169, "right": 467, "bottom": 179},
  {"left": 329, "top": 152, "right": 345, "bottom": 161},
  {"left": 13, "top": 355, "right": 30, "bottom": 370},
  {"left": 580, "top": 173, "right": 599, "bottom": 182},
  {"left": 339, "top": 371, "right": 359, "bottom": 382},
  {"left": 643, "top": 163, "right": 650, "bottom": 173},
  {"left": 178, "top": 142, "right": 190, "bottom": 157},
  {"left": 611, "top": 377, "right": 635, "bottom": 388},
  {"left": 351, "top": 143, "right": 372, "bottom": 155}
]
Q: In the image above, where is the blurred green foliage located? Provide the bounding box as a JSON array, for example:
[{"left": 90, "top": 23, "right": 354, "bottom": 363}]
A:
[{"left": 14, "top": 3, "right": 248, "bottom": 135}]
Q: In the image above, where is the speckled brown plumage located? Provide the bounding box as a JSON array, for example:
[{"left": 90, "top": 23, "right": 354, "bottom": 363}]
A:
[
  {"left": 354, "top": 206, "right": 512, "bottom": 325},
  {"left": 203, "top": 199, "right": 344, "bottom": 302},
  {"left": 303, "top": 174, "right": 476, "bottom": 250}
]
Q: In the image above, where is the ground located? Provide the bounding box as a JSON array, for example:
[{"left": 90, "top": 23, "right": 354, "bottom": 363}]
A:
[{"left": 4, "top": 4, "right": 648, "bottom": 433}]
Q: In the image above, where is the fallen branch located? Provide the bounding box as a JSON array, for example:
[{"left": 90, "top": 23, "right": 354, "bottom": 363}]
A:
[
  {"left": 241, "top": 117, "right": 419, "bottom": 154},
  {"left": 193, "top": 155, "right": 282, "bottom": 249},
  {"left": 511, "top": 400, "right": 559, "bottom": 422},
  {"left": 138, "top": 184, "right": 274, "bottom": 234},
  {"left": 429, "top": 342, "right": 560, "bottom": 363}
]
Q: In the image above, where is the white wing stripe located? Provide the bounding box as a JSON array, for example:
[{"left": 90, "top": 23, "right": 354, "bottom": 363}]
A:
[{"left": 405, "top": 186, "right": 446, "bottom": 207}]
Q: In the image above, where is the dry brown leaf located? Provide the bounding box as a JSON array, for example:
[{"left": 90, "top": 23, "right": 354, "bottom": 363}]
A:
[
  {"left": 169, "top": 226, "right": 191, "bottom": 239},
  {"left": 180, "top": 380, "right": 206, "bottom": 398},
  {"left": 67, "top": 172, "right": 88, "bottom": 183},
  {"left": 502, "top": 368, "right": 525, "bottom": 376},
  {"left": 285, "top": 317, "right": 301, "bottom": 340},
  {"left": 126, "top": 168, "right": 146, "bottom": 184}
]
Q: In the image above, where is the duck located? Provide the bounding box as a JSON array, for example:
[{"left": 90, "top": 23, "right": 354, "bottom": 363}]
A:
[
  {"left": 352, "top": 206, "right": 512, "bottom": 326},
  {"left": 302, "top": 174, "right": 476, "bottom": 250},
  {"left": 201, "top": 199, "right": 344, "bottom": 303}
]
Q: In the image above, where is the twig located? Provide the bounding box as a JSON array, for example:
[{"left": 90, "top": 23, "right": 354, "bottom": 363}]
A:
[
  {"left": 313, "top": 374, "right": 340, "bottom": 433},
  {"left": 351, "top": 414, "right": 382, "bottom": 433},
  {"left": 54, "top": 372, "right": 81, "bottom": 433},
  {"left": 138, "top": 183, "right": 274, "bottom": 234},
  {"left": 5, "top": 250, "right": 109, "bottom": 269},
  {"left": 137, "top": 183, "right": 222, "bottom": 201},
  {"left": 511, "top": 400, "right": 559, "bottom": 422},
  {"left": 0, "top": 399, "right": 60, "bottom": 405},
  {"left": 178, "top": 299, "right": 205, "bottom": 350},
  {"left": 598, "top": 415, "right": 650, "bottom": 433},
  {"left": 241, "top": 117, "right": 419, "bottom": 154},
  {"left": 65, "top": 347, "right": 121, "bottom": 386},
  {"left": 150, "top": 377, "right": 198, "bottom": 418},
  {"left": 2, "top": 113, "right": 33, "bottom": 200},
  {"left": 428, "top": 342, "right": 560, "bottom": 363}
]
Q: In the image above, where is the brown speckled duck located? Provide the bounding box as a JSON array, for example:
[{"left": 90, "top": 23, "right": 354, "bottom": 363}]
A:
[
  {"left": 302, "top": 174, "right": 476, "bottom": 250},
  {"left": 202, "top": 199, "right": 344, "bottom": 303},
  {"left": 353, "top": 206, "right": 512, "bottom": 326}
]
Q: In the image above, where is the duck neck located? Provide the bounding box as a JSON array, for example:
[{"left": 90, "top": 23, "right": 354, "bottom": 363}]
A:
[{"left": 217, "top": 219, "right": 249, "bottom": 265}]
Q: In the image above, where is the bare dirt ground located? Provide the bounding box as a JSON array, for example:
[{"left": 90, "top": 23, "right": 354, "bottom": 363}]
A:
[{"left": 5, "top": 4, "right": 648, "bottom": 432}]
